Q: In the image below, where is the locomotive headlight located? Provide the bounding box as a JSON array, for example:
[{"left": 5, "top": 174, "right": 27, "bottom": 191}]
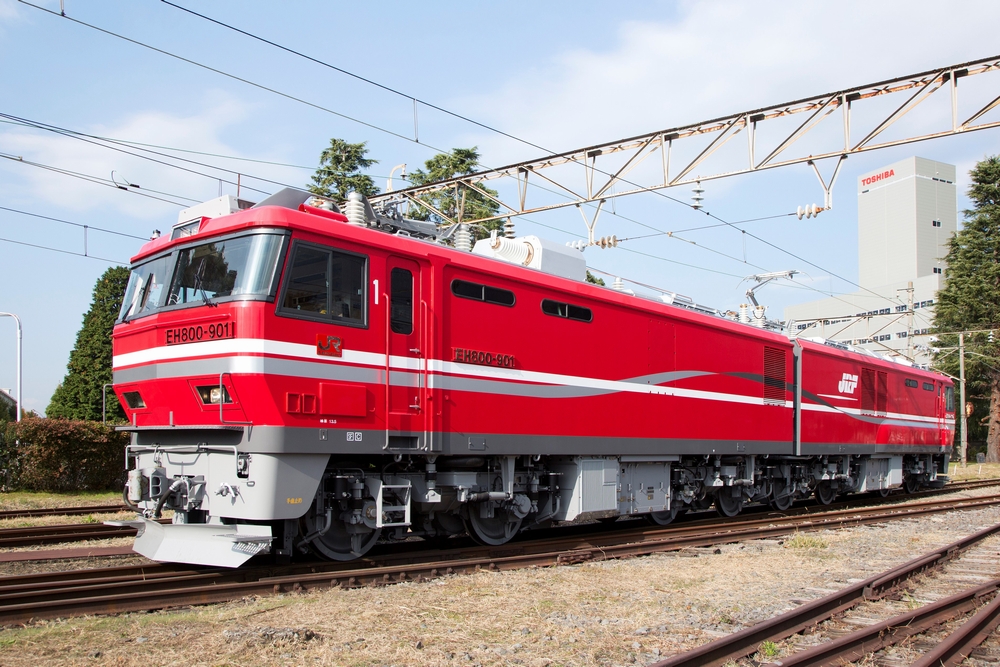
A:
[{"left": 196, "top": 386, "right": 232, "bottom": 405}]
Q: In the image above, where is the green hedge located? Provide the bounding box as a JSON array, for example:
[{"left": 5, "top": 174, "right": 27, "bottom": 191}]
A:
[{"left": 1, "top": 418, "right": 128, "bottom": 492}]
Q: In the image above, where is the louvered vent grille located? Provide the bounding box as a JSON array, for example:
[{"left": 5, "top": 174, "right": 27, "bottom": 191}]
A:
[
  {"left": 876, "top": 371, "right": 888, "bottom": 415},
  {"left": 763, "top": 346, "right": 786, "bottom": 406},
  {"left": 861, "top": 368, "right": 876, "bottom": 414}
]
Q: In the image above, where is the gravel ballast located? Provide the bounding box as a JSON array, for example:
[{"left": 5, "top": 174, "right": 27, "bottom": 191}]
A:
[{"left": 0, "top": 494, "right": 999, "bottom": 666}]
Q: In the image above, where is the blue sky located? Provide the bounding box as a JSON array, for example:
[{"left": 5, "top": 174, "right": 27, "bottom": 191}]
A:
[{"left": 1, "top": 0, "right": 999, "bottom": 414}]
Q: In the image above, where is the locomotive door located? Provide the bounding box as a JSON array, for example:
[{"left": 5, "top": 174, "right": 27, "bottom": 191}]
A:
[{"left": 385, "top": 257, "right": 424, "bottom": 448}]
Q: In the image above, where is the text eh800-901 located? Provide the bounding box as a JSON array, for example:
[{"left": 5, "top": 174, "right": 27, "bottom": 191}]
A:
[
  {"left": 453, "top": 347, "right": 516, "bottom": 368},
  {"left": 165, "top": 321, "right": 236, "bottom": 346}
]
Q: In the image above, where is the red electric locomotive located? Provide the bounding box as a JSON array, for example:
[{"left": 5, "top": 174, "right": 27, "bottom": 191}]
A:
[{"left": 111, "top": 189, "right": 954, "bottom": 567}]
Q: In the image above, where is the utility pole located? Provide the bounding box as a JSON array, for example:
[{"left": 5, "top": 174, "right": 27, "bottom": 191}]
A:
[
  {"left": 959, "top": 332, "right": 968, "bottom": 467},
  {"left": 905, "top": 281, "right": 914, "bottom": 359},
  {"left": 0, "top": 312, "right": 21, "bottom": 423}
]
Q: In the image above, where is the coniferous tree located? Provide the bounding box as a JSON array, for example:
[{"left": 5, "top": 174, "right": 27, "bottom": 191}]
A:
[
  {"left": 407, "top": 147, "right": 505, "bottom": 235},
  {"left": 47, "top": 266, "right": 130, "bottom": 421},
  {"left": 933, "top": 156, "right": 1000, "bottom": 461},
  {"left": 307, "top": 138, "right": 379, "bottom": 201}
]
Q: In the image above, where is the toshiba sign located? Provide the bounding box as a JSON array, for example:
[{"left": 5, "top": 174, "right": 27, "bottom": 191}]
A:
[{"left": 860, "top": 169, "right": 895, "bottom": 187}]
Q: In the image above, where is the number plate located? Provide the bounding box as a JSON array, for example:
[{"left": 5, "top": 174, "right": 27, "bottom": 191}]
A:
[{"left": 165, "top": 321, "right": 235, "bottom": 345}]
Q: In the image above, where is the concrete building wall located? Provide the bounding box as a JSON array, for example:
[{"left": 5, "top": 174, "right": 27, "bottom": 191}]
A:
[{"left": 785, "top": 156, "right": 956, "bottom": 365}]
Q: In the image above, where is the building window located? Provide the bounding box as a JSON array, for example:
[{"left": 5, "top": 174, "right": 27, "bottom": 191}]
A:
[
  {"left": 933, "top": 267, "right": 943, "bottom": 274},
  {"left": 932, "top": 220, "right": 942, "bottom": 227}
]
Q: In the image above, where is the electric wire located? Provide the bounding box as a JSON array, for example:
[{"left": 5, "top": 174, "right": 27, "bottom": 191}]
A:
[
  {"left": 160, "top": 0, "right": 556, "bottom": 157},
  {"left": 0, "top": 114, "right": 417, "bottom": 199},
  {"left": 0, "top": 118, "right": 316, "bottom": 170},
  {"left": 18, "top": 0, "right": 904, "bottom": 313},
  {"left": 16, "top": 1, "right": 447, "bottom": 151},
  {"left": 0, "top": 112, "right": 276, "bottom": 196},
  {"left": 20, "top": 0, "right": 830, "bottom": 295},
  {"left": 0, "top": 205, "right": 149, "bottom": 241},
  {"left": 0, "top": 236, "right": 124, "bottom": 264},
  {"left": 0, "top": 152, "right": 195, "bottom": 206}
]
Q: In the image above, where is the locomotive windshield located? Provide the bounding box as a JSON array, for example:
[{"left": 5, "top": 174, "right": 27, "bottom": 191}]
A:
[{"left": 118, "top": 231, "right": 286, "bottom": 321}]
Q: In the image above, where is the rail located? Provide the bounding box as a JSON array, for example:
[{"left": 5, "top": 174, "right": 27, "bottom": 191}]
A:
[{"left": 2, "top": 489, "right": 1000, "bottom": 624}]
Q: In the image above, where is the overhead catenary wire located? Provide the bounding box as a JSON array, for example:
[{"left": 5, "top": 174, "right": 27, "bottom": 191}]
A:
[
  {"left": 0, "top": 116, "right": 416, "bottom": 181},
  {"left": 0, "top": 112, "right": 276, "bottom": 197},
  {"left": 0, "top": 152, "right": 195, "bottom": 206},
  {"left": 0, "top": 235, "right": 125, "bottom": 265},
  {"left": 160, "top": 1, "right": 907, "bottom": 309},
  {"left": 19, "top": 1, "right": 910, "bottom": 316},
  {"left": 22, "top": 0, "right": 867, "bottom": 309},
  {"left": 16, "top": 1, "right": 449, "bottom": 152},
  {"left": 0, "top": 205, "right": 149, "bottom": 241}
]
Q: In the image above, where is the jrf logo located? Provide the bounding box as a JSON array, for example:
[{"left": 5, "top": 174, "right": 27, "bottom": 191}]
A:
[{"left": 838, "top": 373, "right": 859, "bottom": 394}]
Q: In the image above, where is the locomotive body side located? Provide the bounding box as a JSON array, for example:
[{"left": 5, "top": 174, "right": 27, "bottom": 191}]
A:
[{"left": 112, "top": 200, "right": 954, "bottom": 567}]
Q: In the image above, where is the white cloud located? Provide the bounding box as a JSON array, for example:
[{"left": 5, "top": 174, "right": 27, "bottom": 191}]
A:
[
  {"left": 0, "top": 93, "right": 292, "bottom": 221},
  {"left": 460, "top": 1, "right": 1000, "bottom": 167}
]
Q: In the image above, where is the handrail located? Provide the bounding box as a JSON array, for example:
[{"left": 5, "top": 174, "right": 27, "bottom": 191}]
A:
[
  {"left": 101, "top": 382, "right": 114, "bottom": 424},
  {"left": 383, "top": 291, "right": 391, "bottom": 450},
  {"left": 218, "top": 372, "right": 252, "bottom": 434}
]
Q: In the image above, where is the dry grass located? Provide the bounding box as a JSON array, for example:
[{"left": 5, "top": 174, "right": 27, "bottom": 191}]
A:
[
  {"left": 0, "top": 491, "right": 121, "bottom": 511},
  {"left": 783, "top": 534, "right": 828, "bottom": 550},
  {"left": 949, "top": 461, "right": 1000, "bottom": 481},
  {"left": 1, "top": 507, "right": 999, "bottom": 667},
  {"left": 0, "top": 511, "right": 137, "bottom": 530}
]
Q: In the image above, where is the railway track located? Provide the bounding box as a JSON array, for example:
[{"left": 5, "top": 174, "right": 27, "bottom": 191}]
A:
[
  {"left": 0, "top": 477, "right": 996, "bottom": 553},
  {"left": 2, "top": 490, "right": 1000, "bottom": 625},
  {"left": 655, "top": 518, "right": 1000, "bottom": 666},
  {"left": 0, "top": 504, "right": 126, "bottom": 520}
]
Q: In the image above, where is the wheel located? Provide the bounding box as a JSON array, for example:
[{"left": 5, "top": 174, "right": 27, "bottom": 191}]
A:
[
  {"left": 770, "top": 481, "right": 794, "bottom": 511},
  {"left": 647, "top": 505, "right": 684, "bottom": 526},
  {"left": 814, "top": 481, "right": 837, "bottom": 506},
  {"left": 715, "top": 489, "right": 744, "bottom": 517},
  {"left": 430, "top": 511, "right": 466, "bottom": 537},
  {"left": 691, "top": 495, "right": 714, "bottom": 511},
  {"left": 905, "top": 476, "right": 921, "bottom": 494},
  {"left": 302, "top": 512, "right": 381, "bottom": 561},
  {"left": 465, "top": 504, "right": 523, "bottom": 546}
]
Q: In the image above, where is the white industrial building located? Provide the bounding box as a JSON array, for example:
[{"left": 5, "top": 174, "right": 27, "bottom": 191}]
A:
[{"left": 784, "top": 156, "right": 956, "bottom": 365}]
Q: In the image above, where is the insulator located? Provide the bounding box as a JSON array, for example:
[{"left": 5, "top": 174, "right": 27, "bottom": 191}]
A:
[
  {"left": 796, "top": 203, "right": 822, "bottom": 220},
  {"left": 343, "top": 192, "right": 367, "bottom": 227},
  {"left": 738, "top": 304, "right": 750, "bottom": 324},
  {"left": 489, "top": 233, "right": 534, "bottom": 266},
  {"left": 612, "top": 276, "right": 625, "bottom": 291},
  {"left": 503, "top": 219, "right": 516, "bottom": 239},
  {"left": 454, "top": 224, "right": 472, "bottom": 252},
  {"left": 692, "top": 181, "right": 705, "bottom": 210},
  {"left": 565, "top": 240, "right": 587, "bottom": 251},
  {"left": 597, "top": 235, "right": 619, "bottom": 249}
]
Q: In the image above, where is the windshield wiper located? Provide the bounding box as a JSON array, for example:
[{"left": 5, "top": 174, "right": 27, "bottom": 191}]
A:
[
  {"left": 120, "top": 300, "right": 135, "bottom": 324},
  {"left": 192, "top": 259, "right": 217, "bottom": 308}
]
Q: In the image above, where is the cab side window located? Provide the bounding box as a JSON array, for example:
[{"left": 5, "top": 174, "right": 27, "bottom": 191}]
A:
[{"left": 279, "top": 242, "right": 367, "bottom": 326}]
